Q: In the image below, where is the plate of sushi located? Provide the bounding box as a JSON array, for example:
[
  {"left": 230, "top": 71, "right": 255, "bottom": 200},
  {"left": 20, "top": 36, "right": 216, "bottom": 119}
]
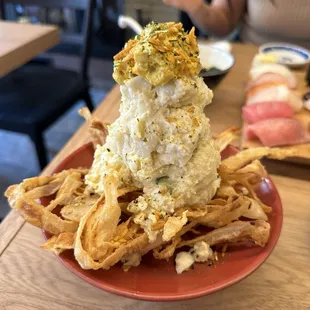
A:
[{"left": 241, "top": 55, "right": 310, "bottom": 163}]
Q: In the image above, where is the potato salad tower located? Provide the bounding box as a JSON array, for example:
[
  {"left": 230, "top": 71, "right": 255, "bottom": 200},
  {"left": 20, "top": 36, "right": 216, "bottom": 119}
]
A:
[{"left": 86, "top": 22, "right": 221, "bottom": 242}]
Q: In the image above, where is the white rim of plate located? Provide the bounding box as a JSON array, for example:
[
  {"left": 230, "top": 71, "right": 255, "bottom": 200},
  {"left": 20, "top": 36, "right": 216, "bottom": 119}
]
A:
[
  {"left": 198, "top": 45, "right": 235, "bottom": 76},
  {"left": 259, "top": 42, "right": 310, "bottom": 65}
]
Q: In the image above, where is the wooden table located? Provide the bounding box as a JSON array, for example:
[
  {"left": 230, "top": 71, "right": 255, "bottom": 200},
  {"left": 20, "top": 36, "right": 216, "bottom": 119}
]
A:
[
  {"left": 0, "top": 21, "right": 59, "bottom": 77},
  {"left": 1, "top": 44, "right": 310, "bottom": 310}
]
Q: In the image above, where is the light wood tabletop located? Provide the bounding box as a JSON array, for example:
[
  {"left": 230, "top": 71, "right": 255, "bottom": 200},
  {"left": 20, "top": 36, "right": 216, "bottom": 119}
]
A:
[
  {"left": 0, "top": 21, "right": 59, "bottom": 77},
  {"left": 1, "top": 43, "right": 310, "bottom": 310}
]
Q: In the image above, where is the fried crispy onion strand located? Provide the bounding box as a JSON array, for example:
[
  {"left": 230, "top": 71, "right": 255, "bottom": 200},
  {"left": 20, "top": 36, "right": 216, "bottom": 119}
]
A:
[
  {"left": 5, "top": 169, "right": 88, "bottom": 235},
  {"left": 79, "top": 107, "right": 109, "bottom": 147},
  {"left": 214, "top": 127, "right": 241, "bottom": 152}
]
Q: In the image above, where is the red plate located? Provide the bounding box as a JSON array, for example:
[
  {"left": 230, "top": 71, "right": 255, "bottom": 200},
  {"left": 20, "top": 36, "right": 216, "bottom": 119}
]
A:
[{"left": 43, "top": 142, "right": 283, "bottom": 301}]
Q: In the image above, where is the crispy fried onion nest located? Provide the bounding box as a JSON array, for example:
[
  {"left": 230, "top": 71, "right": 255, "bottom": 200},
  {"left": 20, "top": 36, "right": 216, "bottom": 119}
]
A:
[{"left": 5, "top": 112, "right": 310, "bottom": 272}]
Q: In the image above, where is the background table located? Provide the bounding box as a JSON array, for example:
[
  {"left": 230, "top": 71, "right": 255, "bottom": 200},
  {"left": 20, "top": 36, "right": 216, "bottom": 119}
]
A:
[
  {"left": 0, "top": 21, "right": 59, "bottom": 77},
  {"left": 1, "top": 44, "right": 310, "bottom": 310}
]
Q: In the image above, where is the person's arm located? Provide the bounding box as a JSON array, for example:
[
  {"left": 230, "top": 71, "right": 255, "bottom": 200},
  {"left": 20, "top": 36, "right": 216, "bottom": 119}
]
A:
[{"left": 162, "top": 0, "right": 246, "bottom": 37}]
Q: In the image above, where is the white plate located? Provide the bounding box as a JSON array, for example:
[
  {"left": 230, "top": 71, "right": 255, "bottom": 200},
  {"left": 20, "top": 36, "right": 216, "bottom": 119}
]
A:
[
  {"left": 198, "top": 44, "right": 235, "bottom": 77},
  {"left": 259, "top": 43, "right": 310, "bottom": 68}
]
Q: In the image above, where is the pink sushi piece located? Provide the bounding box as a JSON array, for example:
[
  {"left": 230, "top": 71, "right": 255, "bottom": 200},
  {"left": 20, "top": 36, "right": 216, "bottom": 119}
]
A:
[
  {"left": 247, "top": 72, "right": 297, "bottom": 91},
  {"left": 250, "top": 64, "right": 297, "bottom": 89},
  {"left": 246, "top": 84, "right": 303, "bottom": 112},
  {"left": 245, "top": 118, "right": 310, "bottom": 147},
  {"left": 242, "top": 101, "right": 294, "bottom": 124}
]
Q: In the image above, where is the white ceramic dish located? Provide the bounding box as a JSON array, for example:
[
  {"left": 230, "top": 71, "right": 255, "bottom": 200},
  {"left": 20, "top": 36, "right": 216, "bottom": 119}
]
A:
[
  {"left": 198, "top": 44, "right": 235, "bottom": 77},
  {"left": 259, "top": 43, "right": 310, "bottom": 68}
]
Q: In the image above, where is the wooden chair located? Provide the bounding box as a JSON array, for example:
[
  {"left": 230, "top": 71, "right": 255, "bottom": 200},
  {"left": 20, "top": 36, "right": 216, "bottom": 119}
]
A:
[{"left": 0, "top": 0, "right": 95, "bottom": 170}]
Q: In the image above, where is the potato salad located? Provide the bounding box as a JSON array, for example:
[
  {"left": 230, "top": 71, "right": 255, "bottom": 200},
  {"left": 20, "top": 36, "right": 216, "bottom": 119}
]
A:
[{"left": 86, "top": 22, "right": 221, "bottom": 242}]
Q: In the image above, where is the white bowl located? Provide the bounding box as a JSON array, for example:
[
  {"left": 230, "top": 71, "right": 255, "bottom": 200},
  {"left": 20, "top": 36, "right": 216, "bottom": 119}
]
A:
[
  {"left": 198, "top": 44, "right": 235, "bottom": 77},
  {"left": 259, "top": 42, "right": 310, "bottom": 68}
]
